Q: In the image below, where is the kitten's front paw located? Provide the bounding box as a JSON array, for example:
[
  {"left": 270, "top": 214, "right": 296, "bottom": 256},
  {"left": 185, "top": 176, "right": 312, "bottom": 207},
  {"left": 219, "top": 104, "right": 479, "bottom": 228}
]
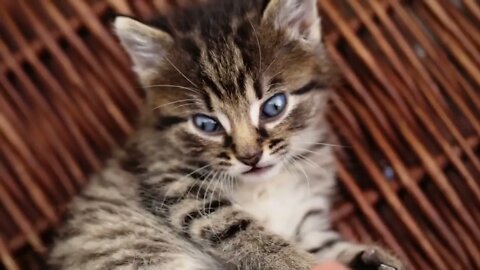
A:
[{"left": 349, "top": 247, "right": 405, "bottom": 270}]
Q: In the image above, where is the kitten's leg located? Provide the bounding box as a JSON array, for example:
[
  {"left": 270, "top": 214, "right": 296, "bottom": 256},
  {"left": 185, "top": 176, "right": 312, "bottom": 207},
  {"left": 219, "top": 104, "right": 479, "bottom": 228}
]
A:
[
  {"left": 139, "top": 252, "right": 223, "bottom": 270},
  {"left": 50, "top": 219, "right": 221, "bottom": 270},
  {"left": 92, "top": 253, "right": 220, "bottom": 270},
  {"left": 292, "top": 186, "right": 405, "bottom": 270},
  {"left": 141, "top": 176, "right": 316, "bottom": 270},
  {"left": 49, "top": 183, "right": 222, "bottom": 270},
  {"left": 298, "top": 229, "right": 404, "bottom": 270},
  {"left": 50, "top": 226, "right": 221, "bottom": 270}
]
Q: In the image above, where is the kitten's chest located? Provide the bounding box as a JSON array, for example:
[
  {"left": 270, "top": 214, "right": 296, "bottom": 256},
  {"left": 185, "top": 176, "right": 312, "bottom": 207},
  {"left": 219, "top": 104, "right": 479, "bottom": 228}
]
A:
[{"left": 232, "top": 170, "right": 323, "bottom": 241}]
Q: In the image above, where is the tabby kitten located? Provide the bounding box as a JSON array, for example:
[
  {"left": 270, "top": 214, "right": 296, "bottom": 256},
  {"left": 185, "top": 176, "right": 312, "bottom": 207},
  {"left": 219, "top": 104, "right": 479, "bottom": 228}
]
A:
[{"left": 49, "top": 0, "right": 404, "bottom": 269}]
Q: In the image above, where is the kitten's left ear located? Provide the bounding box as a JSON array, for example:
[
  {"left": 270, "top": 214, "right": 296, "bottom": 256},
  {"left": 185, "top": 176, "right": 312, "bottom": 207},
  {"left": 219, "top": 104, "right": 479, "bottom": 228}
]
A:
[
  {"left": 113, "top": 16, "right": 174, "bottom": 81},
  {"left": 262, "top": 0, "right": 322, "bottom": 46}
]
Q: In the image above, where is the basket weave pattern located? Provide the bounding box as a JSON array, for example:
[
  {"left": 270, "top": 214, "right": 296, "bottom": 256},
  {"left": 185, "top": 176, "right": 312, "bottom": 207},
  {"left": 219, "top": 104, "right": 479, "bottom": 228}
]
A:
[{"left": 0, "top": 0, "right": 479, "bottom": 269}]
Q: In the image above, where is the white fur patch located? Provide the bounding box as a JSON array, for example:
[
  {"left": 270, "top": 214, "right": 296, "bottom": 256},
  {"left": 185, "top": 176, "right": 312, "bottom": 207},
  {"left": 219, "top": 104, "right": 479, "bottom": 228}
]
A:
[
  {"left": 249, "top": 100, "right": 261, "bottom": 127},
  {"left": 216, "top": 112, "right": 232, "bottom": 134},
  {"left": 233, "top": 157, "right": 334, "bottom": 241}
]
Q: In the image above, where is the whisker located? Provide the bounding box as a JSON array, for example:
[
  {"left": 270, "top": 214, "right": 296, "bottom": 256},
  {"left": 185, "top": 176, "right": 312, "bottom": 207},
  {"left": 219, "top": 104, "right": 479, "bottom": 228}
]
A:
[
  {"left": 294, "top": 154, "right": 325, "bottom": 174},
  {"left": 187, "top": 163, "right": 215, "bottom": 179},
  {"left": 230, "top": 174, "right": 236, "bottom": 194},
  {"left": 208, "top": 173, "right": 222, "bottom": 213},
  {"left": 283, "top": 156, "right": 302, "bottom": 181},
  {"left": 310, "top": 142, "right": 350, "bottom": 148},
  {"left": 168, "top": 103, "right": 199, "bottom": 111},
  {"left": 206, "top": 173, "right": 223, "bottom": 241},
  {"left": 202, "top": 170, "right": 220, "bottom": 225},
  {"left": 308, "top": 142, "right": 351, "bottom": 148},
  {"left": 219, "top": 171, "right": 228, "bottom": 197},
  {"left": 223, "top": 172, "right": 233, "bottom": 198},
  {"left": 142, "top": 84, "right": 202, "bottom": 95},
  {"left": 156, "top": 164, "right": 214, "bottom": 211},
  {"left": 163, "top": 56, "right": 199, "bottom": 88},
  {"left": 201, "top": 170, "right": 218, "bottom": 207},
  {"left": 293, "top": 154, "right": 318, "bottom": 168},
  {"left": 289, "top": 157, "right": 312, "bottom": 196},
  {"left": 266, "top": 82, "right": 287, "bottom": 89},
  {"left": 264, "top": 53, "right": 279, "bottom": 75},
  {"left": 249, "top": 19, "right": 262, "bottom": 75},
  {"left": 268, "top": 68, "right": 287, "bottom": 86},
  {"left": 195, "top": 169, "right": 215, "bottom": 204},
  {"left": 152, "top": 99, "right": 201, "bottom": 111},
  {"left": 290, "top": 147, "right": 323, "bottom": 157},
  {"left": 191, "top": 171, "right": 213, "bottom": 202}
]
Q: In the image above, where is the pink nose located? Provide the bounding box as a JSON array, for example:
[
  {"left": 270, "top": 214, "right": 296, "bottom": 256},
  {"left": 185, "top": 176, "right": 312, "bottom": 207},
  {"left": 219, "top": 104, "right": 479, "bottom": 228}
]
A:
[{"left": 237, "top": 151, "right": 262, "bottom": 166}]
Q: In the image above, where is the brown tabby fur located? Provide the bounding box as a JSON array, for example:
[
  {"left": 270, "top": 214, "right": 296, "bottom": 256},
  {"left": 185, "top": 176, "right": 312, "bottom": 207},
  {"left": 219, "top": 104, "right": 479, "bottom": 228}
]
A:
[{"left": 49, "top": 1, "right": 404, "bottom": 269}]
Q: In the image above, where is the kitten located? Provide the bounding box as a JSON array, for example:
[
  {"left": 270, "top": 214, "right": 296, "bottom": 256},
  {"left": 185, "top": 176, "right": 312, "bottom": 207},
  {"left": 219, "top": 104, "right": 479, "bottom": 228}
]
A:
[{"left": 49, "top": 0, "right": 404, "bottom": 269}]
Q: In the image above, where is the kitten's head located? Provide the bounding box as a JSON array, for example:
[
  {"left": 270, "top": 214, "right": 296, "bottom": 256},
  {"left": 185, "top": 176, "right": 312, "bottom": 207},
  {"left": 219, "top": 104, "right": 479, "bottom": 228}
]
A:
[{"left": 115, "top": 0, "right": 336, "bottom": 183}]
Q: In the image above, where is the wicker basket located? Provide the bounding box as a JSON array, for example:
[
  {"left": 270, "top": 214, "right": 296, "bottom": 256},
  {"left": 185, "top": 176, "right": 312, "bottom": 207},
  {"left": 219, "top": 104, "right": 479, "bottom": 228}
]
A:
[{"left": 0, "top": 0, "right": 479, "bottom": 269}]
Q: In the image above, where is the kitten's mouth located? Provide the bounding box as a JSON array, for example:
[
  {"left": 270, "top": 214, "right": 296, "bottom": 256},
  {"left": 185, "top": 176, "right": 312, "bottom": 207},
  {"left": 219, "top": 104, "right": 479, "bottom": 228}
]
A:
[{"left": 242, "top": 165, "right": 274, "bottom": 175}]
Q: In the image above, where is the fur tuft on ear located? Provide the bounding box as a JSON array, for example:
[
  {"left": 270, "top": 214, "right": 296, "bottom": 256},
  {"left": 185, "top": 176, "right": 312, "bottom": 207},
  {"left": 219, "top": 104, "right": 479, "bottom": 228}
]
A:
[
  {"left": 262, "top": 0, "right": 322, "bottom": 46},
  {"left": 113, "top": 16, "right": 173, "bottom": 81}
]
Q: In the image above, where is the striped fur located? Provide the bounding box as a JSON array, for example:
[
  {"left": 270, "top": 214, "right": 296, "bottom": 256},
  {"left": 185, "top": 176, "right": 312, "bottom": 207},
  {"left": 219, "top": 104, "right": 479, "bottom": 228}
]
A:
[{"left": 49, "top": 0, "right": 404, "bottom": 269}]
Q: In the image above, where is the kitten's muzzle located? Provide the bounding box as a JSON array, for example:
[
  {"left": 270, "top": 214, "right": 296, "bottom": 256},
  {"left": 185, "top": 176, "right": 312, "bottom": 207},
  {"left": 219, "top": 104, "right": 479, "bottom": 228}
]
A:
[{"left": 237, "top": 151, "right": 262, "bottom": 166}]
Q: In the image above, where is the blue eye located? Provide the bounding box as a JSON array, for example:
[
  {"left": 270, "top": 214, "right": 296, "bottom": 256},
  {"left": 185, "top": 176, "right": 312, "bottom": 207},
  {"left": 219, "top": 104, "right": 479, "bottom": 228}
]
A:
[
  {"left": 193, "top": 114, "right": 222, "bottom": 133},
  {"left": 261, "top": 93, "right": 287, "bottom": 119}
]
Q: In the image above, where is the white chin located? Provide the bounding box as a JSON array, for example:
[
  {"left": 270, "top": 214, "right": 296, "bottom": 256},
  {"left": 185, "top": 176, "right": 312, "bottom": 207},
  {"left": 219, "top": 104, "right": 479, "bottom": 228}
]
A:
[{"left": 238, "top": 163, "right": 283, "bottom": 184}]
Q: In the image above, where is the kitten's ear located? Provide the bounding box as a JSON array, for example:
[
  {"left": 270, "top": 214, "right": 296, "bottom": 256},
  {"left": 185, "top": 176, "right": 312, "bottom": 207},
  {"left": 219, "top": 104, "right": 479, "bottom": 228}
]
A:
[
  {"left": 113, "top": 16, "right": 173, "bottom": 81},
  {"left": 262, "top": 0, "right": 322, "bottom": 46}
]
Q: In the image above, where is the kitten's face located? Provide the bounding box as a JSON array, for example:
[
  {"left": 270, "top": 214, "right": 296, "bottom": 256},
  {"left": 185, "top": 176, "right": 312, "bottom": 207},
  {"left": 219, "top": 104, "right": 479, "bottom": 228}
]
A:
[{"left": 115, "top": 0, "right": 335, "bottom": 183}]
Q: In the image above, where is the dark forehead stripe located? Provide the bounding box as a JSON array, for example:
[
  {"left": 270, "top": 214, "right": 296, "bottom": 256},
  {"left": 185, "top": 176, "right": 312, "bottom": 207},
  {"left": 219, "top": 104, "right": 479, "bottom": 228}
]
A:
[
  {"left": 181, "top": 38, "right": 202, "bottom": 62},
  {"left": 291, "top": 81, "right": 323, "bottom": 95},
  {"left": 270, "top": 76, "right": 283, "bottom": 86},
  {"left": 202, "top": 92, "right": 214, "bottom": 112},
  {"left": 236, "top": 72, "right": 246, "bottom": 93},
  {"left": 221, "top": 79, "right": 237, "bottom": 97},
  {"left": 253, "top": 79, "right": 263, "bottom": 99},
  {"left": 266, "top": 76, "right": 284, "bottom": 94},
  {"left": 200, "top": 74, "right": 223, "bottom": 98},
  {"left": 234, "top": 21, "right": 257, "bottom": 72},
  {"left": 151, "top": 0, "right": 267, "bottom": 101},
  {"left": 155, "top": 116, "right": 187, "bottom": 131}
]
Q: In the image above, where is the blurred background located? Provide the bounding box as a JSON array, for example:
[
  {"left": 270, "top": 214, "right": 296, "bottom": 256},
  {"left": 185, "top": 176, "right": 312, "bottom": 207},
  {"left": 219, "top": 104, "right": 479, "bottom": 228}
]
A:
[{"left": 0, "top": 0, "right": 479, "bottom": 269}]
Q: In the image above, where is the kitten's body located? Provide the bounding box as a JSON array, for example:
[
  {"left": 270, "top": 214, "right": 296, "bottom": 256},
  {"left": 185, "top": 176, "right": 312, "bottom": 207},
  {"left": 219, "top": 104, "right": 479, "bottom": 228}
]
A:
[
  {"left": 49, "top": 0, "right": 404, "bottom": 269},
  {"left": 50, "top": 143, "right": 335, "bottom": 270}
]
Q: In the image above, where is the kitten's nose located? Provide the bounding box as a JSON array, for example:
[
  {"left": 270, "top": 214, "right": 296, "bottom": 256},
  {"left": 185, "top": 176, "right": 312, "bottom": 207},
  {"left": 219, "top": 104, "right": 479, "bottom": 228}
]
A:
[{"left": 237, "top": 151, "right": 263, "bottom": 166}]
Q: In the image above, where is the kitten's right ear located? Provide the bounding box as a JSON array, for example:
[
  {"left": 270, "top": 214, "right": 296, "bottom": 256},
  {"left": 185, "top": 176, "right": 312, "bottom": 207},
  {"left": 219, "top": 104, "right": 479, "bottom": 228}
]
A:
[
  {"left": 113, "top": 16, "right": 173, "bottom": 81},
  {"left": 262, "top": 0, "right": 322, "bottom": 46}
]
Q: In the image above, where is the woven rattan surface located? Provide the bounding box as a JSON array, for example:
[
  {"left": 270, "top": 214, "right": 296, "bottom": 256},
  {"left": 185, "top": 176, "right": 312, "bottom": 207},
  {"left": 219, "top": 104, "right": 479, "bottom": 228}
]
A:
[{"left": 0, "top": 0, "right": 479, "bottom": 269}]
